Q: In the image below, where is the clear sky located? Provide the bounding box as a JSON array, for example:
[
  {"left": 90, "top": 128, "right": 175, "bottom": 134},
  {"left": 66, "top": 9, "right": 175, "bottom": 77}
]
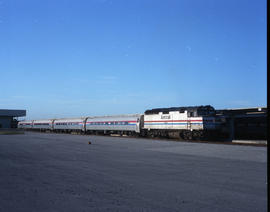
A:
[{"left": 0, "top": 0, "right": 267, "bottom": 119}]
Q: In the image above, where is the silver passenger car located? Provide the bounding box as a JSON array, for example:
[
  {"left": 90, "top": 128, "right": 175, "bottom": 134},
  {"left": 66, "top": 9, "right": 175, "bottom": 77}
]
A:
[
  {"left": 53, "top": 117, "right": 85, "bottom": 132},
  {"left": 32, "top": 119, "right": 54, "bottom": 131},
  {"left": 18, "top": 120, "right": 33, "bottom": 129},
  {"left": 85, "top": 114, "right": 142, "bottom": 134}
]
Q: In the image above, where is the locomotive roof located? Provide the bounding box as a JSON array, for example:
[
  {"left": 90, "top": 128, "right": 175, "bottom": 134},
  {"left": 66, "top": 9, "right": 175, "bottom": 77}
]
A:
[{"left": 144, "top": 105, "right": 215, "bottom": 114}]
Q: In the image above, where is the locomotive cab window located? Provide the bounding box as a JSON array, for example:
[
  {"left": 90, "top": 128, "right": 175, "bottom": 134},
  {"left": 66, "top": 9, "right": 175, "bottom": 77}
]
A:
[{"left": 188, "top": 112, "right": 194, "bottom": 117}]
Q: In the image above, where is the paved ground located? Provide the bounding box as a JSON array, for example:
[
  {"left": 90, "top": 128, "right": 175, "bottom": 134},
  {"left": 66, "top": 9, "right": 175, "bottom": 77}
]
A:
[
  {"left": 232, "top": 140, "right": 267, "bottom": 145},
  {"left": 0, "top": 132, "right": 267, "bottom": 212}
]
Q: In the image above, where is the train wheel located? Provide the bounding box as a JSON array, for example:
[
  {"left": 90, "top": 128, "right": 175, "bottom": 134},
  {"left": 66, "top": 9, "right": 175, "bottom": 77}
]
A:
[
  {"left": 183, "top": 131, "right": 192, "bottom": 140},
  {"left": 192, "top": 130, "right": 203, "bottom": 140}
]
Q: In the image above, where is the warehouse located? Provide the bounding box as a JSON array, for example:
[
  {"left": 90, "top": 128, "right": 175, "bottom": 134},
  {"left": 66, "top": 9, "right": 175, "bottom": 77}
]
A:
[
  {"left": 216, "top": 107, "right": 267, "bottom": 140},
  {"left": 0, "top": 109, "right": 26, "bottom": 129}
]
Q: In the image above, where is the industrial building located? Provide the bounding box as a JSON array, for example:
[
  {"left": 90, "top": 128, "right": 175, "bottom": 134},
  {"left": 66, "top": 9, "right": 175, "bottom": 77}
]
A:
[
  {"left": 216, "top": 107, "right": 267, "bottom": 140},
  {"left": 0, "top": 109, "right": 26, "bottom": 129}
]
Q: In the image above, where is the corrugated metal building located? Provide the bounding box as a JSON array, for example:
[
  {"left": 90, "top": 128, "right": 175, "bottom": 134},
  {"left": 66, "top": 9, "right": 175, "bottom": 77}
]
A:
[{"left": 0, "top": 109, "right": 26, "bottom": 128}]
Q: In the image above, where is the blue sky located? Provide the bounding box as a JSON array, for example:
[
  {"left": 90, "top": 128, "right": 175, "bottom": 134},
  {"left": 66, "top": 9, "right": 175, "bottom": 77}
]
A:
[{"left": 0, "top": 0, "right": 267, "bottom": 119}]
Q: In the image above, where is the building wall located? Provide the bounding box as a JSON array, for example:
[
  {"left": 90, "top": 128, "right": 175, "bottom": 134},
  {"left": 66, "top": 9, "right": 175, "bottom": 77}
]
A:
[
  {"left": 234, "top": 116, "right": 267, "bottom": 140},
  {"left": 216, "top": 107, "right": 267, "bottom": 140},
  {"left": 0, "top": 116, "right": 13, "bottom": 128}
]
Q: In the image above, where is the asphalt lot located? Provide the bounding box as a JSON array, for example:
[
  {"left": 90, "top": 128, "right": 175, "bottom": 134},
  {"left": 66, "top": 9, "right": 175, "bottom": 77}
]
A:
[{"left": 0, "top": 132, "right": 267, "bottom": 212}]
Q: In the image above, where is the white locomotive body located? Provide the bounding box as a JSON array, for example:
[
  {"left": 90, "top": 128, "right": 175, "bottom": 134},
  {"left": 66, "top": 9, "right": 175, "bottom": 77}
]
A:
[
  {"left": 144, "top": 111, "right": 203, "bottom": 130},
  {"left": 142, "top": 105, "right": 220, "bottom": 139}
]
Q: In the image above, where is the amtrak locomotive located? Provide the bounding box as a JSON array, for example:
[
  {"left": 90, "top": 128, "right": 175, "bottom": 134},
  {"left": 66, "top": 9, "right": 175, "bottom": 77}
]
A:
[{"left": 18, "top": 105, "right": 223, "bottom": 140}]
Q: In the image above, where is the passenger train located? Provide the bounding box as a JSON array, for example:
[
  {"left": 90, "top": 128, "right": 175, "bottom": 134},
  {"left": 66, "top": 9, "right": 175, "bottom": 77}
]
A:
[{"left": 18, "top": 105, "right": 224, "bottom": 140}]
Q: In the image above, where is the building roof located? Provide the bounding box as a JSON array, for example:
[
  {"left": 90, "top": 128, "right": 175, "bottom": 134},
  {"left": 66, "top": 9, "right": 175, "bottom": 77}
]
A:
[
  {"left": 215, "top": 107, "right": 267, "bottom": 117},
  {"left": 0, "top": 109, "right": 26, "bottom": 117}
]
